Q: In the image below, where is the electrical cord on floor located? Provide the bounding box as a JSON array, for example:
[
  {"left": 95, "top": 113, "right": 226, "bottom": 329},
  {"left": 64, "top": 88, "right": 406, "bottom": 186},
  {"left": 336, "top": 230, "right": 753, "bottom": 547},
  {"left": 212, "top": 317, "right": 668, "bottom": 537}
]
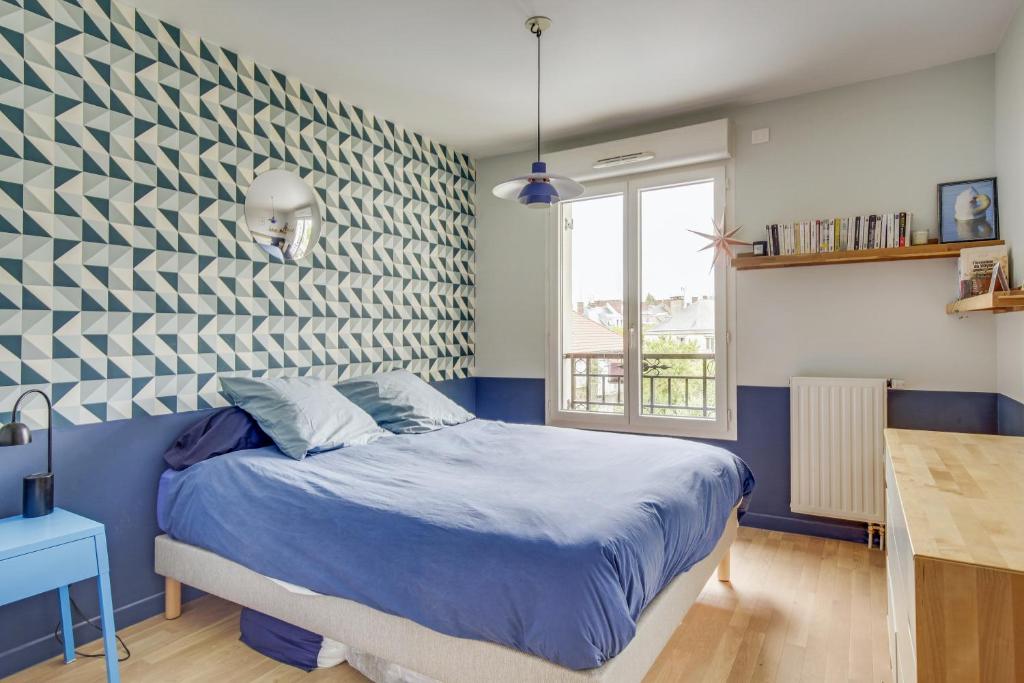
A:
[{"left": 53, "top": 596, "right": 131, "bottom": 663}]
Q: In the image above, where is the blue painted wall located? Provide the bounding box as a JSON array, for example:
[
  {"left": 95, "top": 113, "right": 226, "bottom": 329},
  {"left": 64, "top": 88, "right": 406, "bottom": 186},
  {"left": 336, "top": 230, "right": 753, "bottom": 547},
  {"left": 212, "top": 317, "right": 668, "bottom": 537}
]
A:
[
  {"left": 0, "top": 378, "right": 477, "bottom": 678},
  {"left": 997, "top": 393, "right": 1024, "bottom": 436},
  {"left": 475, "top": 377, "right": 545, "bottom": 425},
  {"left": 429, "top": 378, "right": 479, "bottom": 415},
  {"left": 888, "top": 389, "right": 997, "bottom": 434}
]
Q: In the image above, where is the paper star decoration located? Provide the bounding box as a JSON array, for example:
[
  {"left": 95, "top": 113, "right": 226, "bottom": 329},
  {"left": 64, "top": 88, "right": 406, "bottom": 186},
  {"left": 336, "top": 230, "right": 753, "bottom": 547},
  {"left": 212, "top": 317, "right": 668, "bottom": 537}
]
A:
[{"left": 689, "top": 213, "right": 749, "bottom": 271}]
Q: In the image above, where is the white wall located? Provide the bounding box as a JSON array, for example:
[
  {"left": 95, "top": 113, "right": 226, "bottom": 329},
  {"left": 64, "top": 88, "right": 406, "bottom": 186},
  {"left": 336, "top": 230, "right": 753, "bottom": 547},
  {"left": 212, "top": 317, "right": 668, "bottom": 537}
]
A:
[
  {"left": 476, "top": 57, "right": 997, "bottom": 392},
  {"left": 737, "top": 260, "right": 993, "bottom": 390},
  {"left": 996, "top": 3, "right": 1024, "bottom": 403},
  {"left": 475, "top": 152, "right": 551, "bottom": 378}
]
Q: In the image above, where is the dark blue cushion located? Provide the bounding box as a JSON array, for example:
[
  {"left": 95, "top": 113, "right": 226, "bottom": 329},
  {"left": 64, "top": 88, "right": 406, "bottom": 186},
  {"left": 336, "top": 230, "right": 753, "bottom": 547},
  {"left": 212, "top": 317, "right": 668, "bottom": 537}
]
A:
[
  {"left": 163, "top": 407, "right": 272, "bottom": 470},
  {"left": 239, "top": 608, "right": 322, "bottom": 672}
]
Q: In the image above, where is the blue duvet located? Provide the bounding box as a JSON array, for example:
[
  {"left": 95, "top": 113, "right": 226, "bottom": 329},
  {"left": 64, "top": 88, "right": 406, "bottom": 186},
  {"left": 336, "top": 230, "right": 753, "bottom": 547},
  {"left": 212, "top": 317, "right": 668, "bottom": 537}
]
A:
[{"left": 159, "top": 419, "right": 754, "bottom": 669}]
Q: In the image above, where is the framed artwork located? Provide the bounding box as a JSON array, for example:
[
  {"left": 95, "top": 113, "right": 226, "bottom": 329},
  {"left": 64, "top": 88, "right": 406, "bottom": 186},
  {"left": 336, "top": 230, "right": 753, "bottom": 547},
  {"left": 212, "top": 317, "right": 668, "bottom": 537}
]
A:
[{"left": 938, "top": 177, "right": 998, "bottom": 244}]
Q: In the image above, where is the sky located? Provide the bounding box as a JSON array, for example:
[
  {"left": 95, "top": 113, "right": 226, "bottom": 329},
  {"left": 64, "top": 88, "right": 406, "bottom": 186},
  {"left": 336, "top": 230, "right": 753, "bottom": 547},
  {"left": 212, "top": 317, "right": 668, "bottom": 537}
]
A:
[{"left": 568, "top": 180, "right": 716, "bottom": 304}]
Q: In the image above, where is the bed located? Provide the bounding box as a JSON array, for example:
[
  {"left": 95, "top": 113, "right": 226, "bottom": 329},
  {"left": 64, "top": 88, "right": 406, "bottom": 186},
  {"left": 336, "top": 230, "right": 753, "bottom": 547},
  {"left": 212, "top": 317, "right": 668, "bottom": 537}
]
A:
[{"left": 154, "top": 418, "right": 754, "bottom": 683}]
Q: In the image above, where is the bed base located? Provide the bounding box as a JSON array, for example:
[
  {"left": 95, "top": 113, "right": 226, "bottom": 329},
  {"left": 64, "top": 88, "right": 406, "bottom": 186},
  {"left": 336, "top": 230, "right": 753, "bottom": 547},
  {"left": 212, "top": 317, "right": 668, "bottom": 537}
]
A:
[
  {"left": 163, "top": 545, "right": 732, "bottom": 622},
  {"left": 156, "top": 512, "right": 736, "bottom": 683}
]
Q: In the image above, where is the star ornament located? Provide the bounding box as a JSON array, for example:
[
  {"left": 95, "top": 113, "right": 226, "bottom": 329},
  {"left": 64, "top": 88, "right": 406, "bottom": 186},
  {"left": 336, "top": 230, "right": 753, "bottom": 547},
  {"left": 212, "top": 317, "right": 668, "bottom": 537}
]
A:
[{"left": 689, "top": 214, "right": 749, "bottom": 272}]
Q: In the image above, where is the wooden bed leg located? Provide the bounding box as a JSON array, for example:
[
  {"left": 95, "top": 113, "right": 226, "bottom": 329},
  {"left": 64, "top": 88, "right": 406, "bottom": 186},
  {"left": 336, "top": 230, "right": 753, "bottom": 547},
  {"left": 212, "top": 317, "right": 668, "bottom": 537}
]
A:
[
  {"left": 717, "top": 547, "right": 731, "bottom": 582},
  {"left": 165, "top": 577, "right": 182, "bottom": 619}
]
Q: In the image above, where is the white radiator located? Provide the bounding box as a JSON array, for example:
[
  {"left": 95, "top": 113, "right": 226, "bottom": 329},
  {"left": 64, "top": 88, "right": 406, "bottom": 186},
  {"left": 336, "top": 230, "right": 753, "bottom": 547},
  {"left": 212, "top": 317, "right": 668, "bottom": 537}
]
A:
[{"left": 790, "top": 377, "right": 886, "bottom": 523}]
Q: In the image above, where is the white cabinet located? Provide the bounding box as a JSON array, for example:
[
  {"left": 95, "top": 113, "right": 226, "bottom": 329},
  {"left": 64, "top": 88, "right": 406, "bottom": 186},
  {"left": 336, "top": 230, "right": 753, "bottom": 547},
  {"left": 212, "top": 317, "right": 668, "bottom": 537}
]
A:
[{"left": 885, "top": 453, "right": 915, "bottom": 683}]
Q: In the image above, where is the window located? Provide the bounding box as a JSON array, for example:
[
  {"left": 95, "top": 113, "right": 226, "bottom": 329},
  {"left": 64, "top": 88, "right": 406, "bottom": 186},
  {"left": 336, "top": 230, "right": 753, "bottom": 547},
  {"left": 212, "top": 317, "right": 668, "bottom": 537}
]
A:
[
  {"left": 547, "top": 165, "right": 735, "bottom": 439},
  {"left": 286, "top": 212, "right": 314, "bottom": 259}
]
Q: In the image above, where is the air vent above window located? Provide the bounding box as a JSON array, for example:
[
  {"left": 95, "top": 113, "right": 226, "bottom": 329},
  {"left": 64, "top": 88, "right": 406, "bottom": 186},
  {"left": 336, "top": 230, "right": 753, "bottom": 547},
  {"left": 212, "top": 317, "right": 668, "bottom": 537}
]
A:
[
  {"left": 545, "top": 119, "right": 731, "bottom": 182},
  {"left": 592, "top": 152, "right": 655, "bottom": 169}
]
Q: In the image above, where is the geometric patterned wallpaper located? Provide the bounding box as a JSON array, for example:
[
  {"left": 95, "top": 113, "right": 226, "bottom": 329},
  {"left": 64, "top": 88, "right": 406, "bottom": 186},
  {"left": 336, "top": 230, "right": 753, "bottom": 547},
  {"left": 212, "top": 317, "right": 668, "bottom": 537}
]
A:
[{"left": 0, "top": 0, "right": 475, "bottom": 427}]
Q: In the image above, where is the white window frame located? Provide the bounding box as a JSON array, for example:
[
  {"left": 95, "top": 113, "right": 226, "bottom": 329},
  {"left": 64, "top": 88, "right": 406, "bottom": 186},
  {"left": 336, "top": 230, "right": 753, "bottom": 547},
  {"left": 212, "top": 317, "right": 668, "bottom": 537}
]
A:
[{"left": 545, "top": 163, "right": 737, "bottom": 440}]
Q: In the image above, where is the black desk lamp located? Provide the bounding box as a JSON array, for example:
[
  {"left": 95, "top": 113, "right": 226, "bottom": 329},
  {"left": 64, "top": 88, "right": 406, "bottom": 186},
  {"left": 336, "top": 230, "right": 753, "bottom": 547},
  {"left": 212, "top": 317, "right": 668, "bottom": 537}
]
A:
[{"left": 0, "top": 389, "right": 54, "bottom": 517}]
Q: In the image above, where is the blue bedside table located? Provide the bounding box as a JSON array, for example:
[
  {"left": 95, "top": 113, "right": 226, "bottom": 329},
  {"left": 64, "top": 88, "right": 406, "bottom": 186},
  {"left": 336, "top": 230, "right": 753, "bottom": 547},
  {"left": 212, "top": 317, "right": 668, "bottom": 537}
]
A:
[{"left": 0, "top": 508, "right": 120, "bottom": 682}]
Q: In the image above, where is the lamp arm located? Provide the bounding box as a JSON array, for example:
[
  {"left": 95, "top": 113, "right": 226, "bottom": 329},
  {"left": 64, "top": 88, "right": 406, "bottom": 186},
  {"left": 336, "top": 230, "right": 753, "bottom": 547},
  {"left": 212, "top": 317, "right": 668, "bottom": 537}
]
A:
[{"left": 11, "top": 389, "right": 52, "bottom": 475}]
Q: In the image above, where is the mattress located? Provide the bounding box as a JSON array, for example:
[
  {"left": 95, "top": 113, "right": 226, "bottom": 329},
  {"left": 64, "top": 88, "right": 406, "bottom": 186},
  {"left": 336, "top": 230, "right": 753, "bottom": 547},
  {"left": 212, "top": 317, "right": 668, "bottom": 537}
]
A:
[{"left": 157, "top": 419, "right": 754, "bottom": 669}]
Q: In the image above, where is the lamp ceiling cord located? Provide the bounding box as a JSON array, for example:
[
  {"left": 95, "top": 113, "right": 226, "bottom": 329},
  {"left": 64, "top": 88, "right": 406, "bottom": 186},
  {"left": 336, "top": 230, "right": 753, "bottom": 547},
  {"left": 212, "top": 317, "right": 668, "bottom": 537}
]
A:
[
  {"left": 53, "top": 596, "right": 131, "bottom": 663},
  {"left": 533, "top": 21, "right": 541, "bottom": 163}
]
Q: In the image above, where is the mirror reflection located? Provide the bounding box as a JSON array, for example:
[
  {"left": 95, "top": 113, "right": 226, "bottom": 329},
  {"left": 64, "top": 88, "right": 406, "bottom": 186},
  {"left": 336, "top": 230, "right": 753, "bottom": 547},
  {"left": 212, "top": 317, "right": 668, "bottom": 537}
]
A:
[{"left": 243, "top": 170, "right": 322, "bottom": 262}]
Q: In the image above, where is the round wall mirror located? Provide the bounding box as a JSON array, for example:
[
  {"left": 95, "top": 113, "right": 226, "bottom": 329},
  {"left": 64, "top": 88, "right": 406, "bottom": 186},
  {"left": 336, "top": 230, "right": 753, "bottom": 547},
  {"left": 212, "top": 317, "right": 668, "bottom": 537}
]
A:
[{"left": 243, "top": 170, "right": 323, "bottom": 262}]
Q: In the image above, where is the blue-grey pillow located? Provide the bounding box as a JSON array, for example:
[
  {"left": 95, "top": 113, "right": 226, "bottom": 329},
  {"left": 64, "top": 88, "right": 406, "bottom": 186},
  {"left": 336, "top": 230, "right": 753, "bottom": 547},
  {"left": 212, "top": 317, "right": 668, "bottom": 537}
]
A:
[
  {"left": 336, "top": 370, "right": 474, "bottom": 434},
  {"left": 220, "top": 376, "right": 387, "bottom": 460}
]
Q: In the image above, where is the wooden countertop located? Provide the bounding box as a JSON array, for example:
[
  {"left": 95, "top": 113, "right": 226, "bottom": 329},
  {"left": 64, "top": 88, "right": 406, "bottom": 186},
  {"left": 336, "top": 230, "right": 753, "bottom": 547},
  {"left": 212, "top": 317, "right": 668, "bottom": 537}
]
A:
[{"left": 885, "top": 428, "right": 1024, "bottom": 574}]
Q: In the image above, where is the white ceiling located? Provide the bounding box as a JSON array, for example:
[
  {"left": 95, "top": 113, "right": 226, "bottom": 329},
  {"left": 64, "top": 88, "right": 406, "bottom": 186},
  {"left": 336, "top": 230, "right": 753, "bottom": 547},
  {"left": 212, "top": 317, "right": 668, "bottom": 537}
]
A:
[{"left": 129, "top": 0, "right": 1019, "bottom": 159}]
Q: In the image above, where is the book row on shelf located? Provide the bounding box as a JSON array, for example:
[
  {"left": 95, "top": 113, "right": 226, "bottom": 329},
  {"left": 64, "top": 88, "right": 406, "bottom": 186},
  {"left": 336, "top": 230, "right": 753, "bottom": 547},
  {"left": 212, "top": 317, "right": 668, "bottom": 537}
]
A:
[{"left": 764, "top": 212, "right": 913, "bottom": 256}]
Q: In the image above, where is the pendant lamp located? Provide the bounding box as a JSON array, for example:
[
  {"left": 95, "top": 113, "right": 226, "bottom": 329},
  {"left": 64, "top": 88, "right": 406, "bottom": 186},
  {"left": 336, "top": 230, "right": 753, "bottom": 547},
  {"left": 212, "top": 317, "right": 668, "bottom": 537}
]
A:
[{"left": 492, "top": 16, "right": 583, "bottom": 208}]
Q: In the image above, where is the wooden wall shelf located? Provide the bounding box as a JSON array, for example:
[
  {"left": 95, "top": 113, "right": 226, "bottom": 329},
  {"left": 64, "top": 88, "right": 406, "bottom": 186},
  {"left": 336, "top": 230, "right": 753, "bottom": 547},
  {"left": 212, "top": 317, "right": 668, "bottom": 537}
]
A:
[
  {"left": 946, "top": 289, "right": 1024, "bottom": 314},
  {"left": 733, "top": 239, "right": 1004, "bottom": 271}
]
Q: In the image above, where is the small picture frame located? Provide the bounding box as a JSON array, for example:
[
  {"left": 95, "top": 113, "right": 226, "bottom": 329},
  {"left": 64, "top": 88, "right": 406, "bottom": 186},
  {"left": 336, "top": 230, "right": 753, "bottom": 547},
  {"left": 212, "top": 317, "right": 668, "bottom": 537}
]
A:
[
  {"left": 751, "top": 240, "right": 768, "bottom": 256},
  {"left": 938, "top": 177, "right": 998, "bottom": 244}
]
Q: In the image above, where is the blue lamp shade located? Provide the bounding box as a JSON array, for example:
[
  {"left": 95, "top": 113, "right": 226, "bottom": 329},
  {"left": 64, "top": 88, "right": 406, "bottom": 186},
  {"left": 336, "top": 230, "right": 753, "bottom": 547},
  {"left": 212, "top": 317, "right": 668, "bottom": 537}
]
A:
[
  {"left": 517, "top": 178, "right": 559, "bottom": 208},
  {"left": 492, "top": 161, "right": 584, "bottom": 209}
]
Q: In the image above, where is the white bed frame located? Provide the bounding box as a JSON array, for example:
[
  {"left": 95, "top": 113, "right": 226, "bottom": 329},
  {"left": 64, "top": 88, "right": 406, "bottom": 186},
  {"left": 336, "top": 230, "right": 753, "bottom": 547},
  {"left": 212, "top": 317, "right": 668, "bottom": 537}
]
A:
[{"left": 156, "top": 511, "right": 736, "bottom": 683}]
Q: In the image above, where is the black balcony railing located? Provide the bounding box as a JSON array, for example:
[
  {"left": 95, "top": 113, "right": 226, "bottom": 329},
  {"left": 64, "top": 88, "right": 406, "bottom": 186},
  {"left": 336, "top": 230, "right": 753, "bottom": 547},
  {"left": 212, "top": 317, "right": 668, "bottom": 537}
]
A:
[{"left": 564, "top": 352, "right": 716, "bottom": 418}]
